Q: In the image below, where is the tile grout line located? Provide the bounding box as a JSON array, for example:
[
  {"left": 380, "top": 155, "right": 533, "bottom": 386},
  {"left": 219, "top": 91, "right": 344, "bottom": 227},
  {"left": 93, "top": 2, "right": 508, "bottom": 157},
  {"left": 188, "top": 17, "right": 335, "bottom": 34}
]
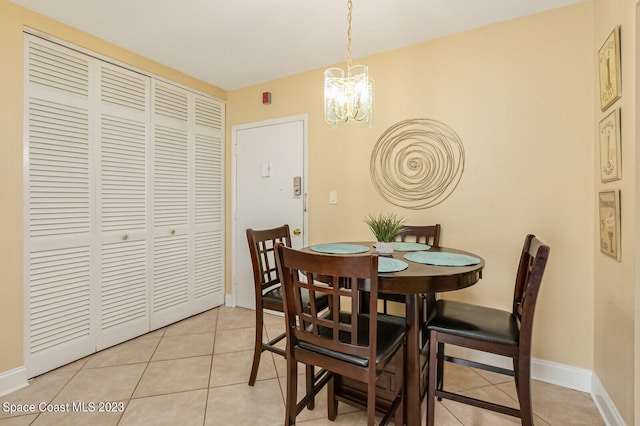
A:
[
  {"left": 115, "top": 327, "right": 165, "bottom": 425},
  {"left": 24, "top": 357, "right": 89, "bottom": 425},
  {"left": 201, "top": 310, "right": 219, "bottom": 426}
]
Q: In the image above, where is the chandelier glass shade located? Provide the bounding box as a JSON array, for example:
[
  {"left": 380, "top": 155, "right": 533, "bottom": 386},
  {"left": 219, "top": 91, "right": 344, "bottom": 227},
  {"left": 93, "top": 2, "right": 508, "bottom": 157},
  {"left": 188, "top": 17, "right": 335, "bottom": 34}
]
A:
[
  {"left": 324, "top": 65, "right": 374, "bottom": 128},
  {"left": 323, "top": 0, "right": 374, "bottom": 128}
]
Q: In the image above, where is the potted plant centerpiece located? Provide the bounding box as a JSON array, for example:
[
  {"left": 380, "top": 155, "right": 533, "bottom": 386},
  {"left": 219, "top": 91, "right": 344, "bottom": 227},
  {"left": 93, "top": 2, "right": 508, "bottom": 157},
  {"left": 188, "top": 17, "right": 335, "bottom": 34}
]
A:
[{"left": 364, "top": 213, "right": 406, "bottom": 255}]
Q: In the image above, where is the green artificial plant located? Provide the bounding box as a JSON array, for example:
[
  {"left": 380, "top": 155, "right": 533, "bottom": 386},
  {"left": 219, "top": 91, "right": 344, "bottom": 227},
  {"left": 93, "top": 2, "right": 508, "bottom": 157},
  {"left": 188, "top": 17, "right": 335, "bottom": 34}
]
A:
[{"left": 364, "top": 213, "right": 406, "bottom": 242}]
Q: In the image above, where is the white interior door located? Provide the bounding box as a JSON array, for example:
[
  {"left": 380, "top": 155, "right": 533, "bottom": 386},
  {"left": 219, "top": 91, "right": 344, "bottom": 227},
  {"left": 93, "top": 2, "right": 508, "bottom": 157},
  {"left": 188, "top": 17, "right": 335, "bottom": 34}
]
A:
[{"left": 233, "top": 115, "right": 307, "bottom": 309}]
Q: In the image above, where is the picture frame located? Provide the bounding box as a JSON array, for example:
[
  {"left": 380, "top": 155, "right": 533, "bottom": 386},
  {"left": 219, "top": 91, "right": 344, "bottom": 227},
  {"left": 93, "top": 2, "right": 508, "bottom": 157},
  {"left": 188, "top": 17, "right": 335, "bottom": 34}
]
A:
[
  {"left": 598, "top": 190, "right": 621, "bottom": 261},
  {"left": 599, "top": 108, "right": 621, "bottom": 182},
  {"left": 598, "top": 25, "right": 622, "bottom": 111}
]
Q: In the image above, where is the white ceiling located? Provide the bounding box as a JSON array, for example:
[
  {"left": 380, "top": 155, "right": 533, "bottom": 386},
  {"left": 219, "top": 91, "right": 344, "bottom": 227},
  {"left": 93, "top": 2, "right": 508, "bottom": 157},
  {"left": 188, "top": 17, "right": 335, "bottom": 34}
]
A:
[{"left": 11, "top": 0, "right": 584, "bottom": 91}]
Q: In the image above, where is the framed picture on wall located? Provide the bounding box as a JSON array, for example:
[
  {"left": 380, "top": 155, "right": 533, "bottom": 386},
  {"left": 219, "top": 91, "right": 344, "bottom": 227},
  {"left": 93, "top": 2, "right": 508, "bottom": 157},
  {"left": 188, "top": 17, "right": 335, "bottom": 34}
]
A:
[
  {"left": 599, "top": 108, "right": 621, "bottom": 182},
  {"left": 598, "top": 25, "right": 621, "bottom": 111},
  {"left": 598, "top": 190, "right": 621, "bottom": 261}
]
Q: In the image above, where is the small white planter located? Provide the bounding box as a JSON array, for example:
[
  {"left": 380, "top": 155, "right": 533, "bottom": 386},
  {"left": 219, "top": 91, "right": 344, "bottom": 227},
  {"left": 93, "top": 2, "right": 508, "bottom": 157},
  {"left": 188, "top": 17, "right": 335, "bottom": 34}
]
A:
[{"left": 376, "top": 241, "right": 394, "bottom": 255}]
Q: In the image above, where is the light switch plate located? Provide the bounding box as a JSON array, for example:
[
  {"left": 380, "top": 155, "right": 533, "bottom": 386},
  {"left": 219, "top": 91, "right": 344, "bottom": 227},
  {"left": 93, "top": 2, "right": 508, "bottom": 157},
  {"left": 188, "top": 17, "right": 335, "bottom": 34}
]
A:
[
  {"left": 329, "top": 191, "right": 338, "bottom": 205},
  {"left": 260, "top": 161, "right": 270, "bottom": 177}
]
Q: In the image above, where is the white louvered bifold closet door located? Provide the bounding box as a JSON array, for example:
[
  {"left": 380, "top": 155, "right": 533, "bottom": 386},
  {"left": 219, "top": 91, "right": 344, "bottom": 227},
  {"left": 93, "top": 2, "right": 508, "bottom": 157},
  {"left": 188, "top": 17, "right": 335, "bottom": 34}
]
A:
[
  {"left": 96, "top": 63, "right": 151, "bottom": 350},
  {"left": 149, "top": 82, "right": 225, "bottom": 329},
  {"left": 24, "top": 34, "right": 225, "bottom": 377},
  {"left": 24, "top": 36, "right": 95, "bottom": 376},
  {"left": 192, "top": 96, "right": 225, "bottom": 312},
  {"left": 150, "top": 81, "right": 192, "bottom": 328}
]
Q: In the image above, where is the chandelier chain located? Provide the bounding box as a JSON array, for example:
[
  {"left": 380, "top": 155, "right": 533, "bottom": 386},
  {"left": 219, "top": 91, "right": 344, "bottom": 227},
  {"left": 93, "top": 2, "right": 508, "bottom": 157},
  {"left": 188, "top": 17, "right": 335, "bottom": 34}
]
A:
[{"left": 347, "top": 0, "right": 352, "bottom": 71}]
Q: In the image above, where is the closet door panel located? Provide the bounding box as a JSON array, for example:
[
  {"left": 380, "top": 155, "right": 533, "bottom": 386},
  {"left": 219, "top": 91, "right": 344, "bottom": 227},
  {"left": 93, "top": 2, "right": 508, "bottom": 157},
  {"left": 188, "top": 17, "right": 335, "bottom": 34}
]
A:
[
  {"left": 193, "top": 229, "right": 224, "bottom": 310},
  {"left": 153, "top": 125, "right": 189, "bottom": 228},
  {"left": 99, "top": 238, "right": 147, "bottom": 348},
  {"left": 192, "top": 96, "right": 225, "bottom": 310},
  {"left": 193, "top": 96, "right": 223, "bottom": 228},
  {"left": 27, "top": 37, "right": 89, "bottom": 100},
  {"left": 28, "top": 245, "right": 92, "bottom": 377},
  {"left": 24, "top": 36, "right": 94, "bottom": 376},
  {"left": 96, "top": 63, "right": 150, "bottom": 349},
  {"left": 99, "top": 64, "right": 148, "bottom": 233},
  {"left": 153, "top": 234, "right": 189, "bottom": 311},
  {"left": 28, "top": 99, "right": 91, "bottom": 239},
  {"left": 150, "top": 81, "right": 191, "bottom": 328}
]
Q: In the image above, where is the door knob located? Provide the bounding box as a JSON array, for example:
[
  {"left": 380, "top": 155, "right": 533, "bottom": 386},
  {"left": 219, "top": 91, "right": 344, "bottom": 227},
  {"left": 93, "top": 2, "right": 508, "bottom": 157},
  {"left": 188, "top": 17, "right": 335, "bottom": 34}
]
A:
[{"left": 293, "top": 228, "right": 301, "bottom": 236}]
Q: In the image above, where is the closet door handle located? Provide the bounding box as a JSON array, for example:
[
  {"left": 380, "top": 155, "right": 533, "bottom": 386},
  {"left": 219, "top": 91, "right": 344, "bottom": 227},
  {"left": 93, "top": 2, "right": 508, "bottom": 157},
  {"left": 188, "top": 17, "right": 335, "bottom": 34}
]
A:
[
  {"left": 171, "top": 229, "right": 176, "bottom": 235},
  {"left": 122, "top": 234, "right": 129, "bottom": 241}
]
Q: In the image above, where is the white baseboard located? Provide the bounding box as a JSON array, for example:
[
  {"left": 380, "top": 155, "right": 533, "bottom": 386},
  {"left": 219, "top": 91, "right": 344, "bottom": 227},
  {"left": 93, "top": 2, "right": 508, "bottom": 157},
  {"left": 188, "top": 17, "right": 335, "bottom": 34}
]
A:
[
  {"left": 444, "top": 346, "right": 591, "bottom": 392},
  {"left": 225, "top": 293, "right": 235, "bottom": 307},
  {"left": 0, "top": 366, "right": 28, "bottom": 397},
  {"left": 591, "top": 373, "right": 627, "bottom": 426},
  {"left": 531, "top": 358, "right": 592, "bottom": 392},
  {"left": 444, "top": 346, "right": 626, "bottom": 425}
]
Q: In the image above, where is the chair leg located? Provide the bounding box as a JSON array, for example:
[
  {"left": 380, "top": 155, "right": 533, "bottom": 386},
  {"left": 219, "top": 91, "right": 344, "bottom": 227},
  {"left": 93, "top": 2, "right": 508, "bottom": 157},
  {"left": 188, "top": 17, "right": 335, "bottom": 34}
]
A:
[
  {"left": 421, "top": 293, "right": 438, "bottom": 347},
  {"left": 513, "top": 358, "right": 520, "bottom": 398},
  {"left": 328, "top": 376, "right": 338, "bottom": 421},
  {"left": 394, "top": 346, "right": 404, "bottom": 426},
  {"left": 367, "top": 377, "right": 376, "bottom": 426},
  {"left": 426, "top": 330, "right": 438, "bottom": 426},
  {"left": 305, "top": 365, "right": 315, "bottom": 410},
  {"left": 516, "top": 356, "right": 534, "bottom": 426},
  {"left": 436, "top": 341, "right": 444, "bottom": 400},
  {"left": 284, "top": 350, "right": 298, "bottom": 426},
  {"left": 248, "top": 309, "right": 263, "bottom": 386}
]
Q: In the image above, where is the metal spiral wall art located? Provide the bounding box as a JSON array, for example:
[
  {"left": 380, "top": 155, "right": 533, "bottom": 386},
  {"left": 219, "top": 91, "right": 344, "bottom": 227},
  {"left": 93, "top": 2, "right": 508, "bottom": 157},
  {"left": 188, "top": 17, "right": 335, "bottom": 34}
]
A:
[{"left": 370, "top": 118, "right": 465, "bottom": 209}]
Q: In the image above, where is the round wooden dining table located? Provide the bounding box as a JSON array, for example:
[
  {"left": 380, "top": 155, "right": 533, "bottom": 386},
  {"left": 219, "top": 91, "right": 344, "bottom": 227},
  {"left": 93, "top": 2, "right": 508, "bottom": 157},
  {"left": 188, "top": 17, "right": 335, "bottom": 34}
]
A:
[{"left": 302, "top": 242, "right": 484, "bottom": 426}]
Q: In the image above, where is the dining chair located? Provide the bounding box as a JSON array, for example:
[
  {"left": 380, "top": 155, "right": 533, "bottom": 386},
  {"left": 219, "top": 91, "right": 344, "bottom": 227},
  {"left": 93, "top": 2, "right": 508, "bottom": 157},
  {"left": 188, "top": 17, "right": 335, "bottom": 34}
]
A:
[
  {"left": 381, "top": 224, "right": 442, "bottom": 315},
  {"left": 388, "top": 224, "right": 442, "bottom": 398},
  {"left": 425, "top": 234, "right": 550, "bottom": 426},
  {"left": 397, "top": 224, "right": 441, "bottom": 245},
  {"left": 275, "top": 243, "right": 406, "bottom": 426},
  {"left": 246, "top": 225, "right": 327, "bottom": 408}
]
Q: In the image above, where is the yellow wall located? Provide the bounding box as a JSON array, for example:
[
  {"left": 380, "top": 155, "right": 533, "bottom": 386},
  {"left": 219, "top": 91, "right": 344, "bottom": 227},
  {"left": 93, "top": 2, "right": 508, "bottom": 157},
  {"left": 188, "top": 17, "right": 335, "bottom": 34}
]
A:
[
  {"left": 0, "top": 0, "right": 25, "bottom": 374},
  {"left": 0, "top": 0, "right": 226, "bottom": 374},
  {"left": 228, "top": 3, "right": 595, "bottom": 370},
  {"left": 593, "top": 0, "right": 637, "bottom": 424}
]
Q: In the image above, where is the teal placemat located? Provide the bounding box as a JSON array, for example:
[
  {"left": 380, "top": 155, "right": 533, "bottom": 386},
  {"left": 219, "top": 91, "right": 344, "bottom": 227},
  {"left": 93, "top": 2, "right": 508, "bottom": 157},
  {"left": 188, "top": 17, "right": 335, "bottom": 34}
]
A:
[
  {"left": 310, "top": 243, "right": 370, "bottom": 254},
  {"left": 378, "top": 257, "right": 408, "bottom": 273},
  {"left": 393, "top": 242, "right": 431, "bottom": 252},
  {"left": 403, "top": 251, "right": 481, "bottom": 266}
]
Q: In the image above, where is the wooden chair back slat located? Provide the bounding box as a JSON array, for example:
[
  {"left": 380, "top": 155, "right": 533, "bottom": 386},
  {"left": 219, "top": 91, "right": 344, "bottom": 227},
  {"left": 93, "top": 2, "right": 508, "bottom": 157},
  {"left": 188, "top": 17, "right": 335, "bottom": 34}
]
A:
[
  {"left": 396, "top": 224, "right": 441, "bottom": 246},
  {"left": 247, "top": 225, "right": 291, "bottom": 295},
  {"left": 276, "top": 244, "right": 379, "bottom": 362}
]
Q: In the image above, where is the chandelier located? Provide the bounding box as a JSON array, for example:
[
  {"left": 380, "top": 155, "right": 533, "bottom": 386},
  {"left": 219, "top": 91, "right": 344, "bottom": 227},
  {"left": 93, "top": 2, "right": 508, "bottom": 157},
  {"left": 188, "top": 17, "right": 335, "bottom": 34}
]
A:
[{"left": 324, "top": 0, "right": 374, "bottom": 128}]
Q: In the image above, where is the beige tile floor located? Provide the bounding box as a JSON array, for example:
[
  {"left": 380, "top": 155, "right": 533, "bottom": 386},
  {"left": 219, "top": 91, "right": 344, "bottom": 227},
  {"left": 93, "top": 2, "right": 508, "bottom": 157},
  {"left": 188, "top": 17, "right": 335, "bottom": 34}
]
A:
[{"left": 0, "top": 306, "right": 604, "bottom": 426}]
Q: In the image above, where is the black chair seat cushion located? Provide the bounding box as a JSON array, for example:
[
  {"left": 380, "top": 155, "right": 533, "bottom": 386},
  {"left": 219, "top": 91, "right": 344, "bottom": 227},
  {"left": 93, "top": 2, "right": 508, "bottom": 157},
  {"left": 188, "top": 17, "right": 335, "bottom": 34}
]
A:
[
  {"left": 298, "top": 312, "right": 406, "bottom": 368},
  {"left": 263, "top": 285, "right": 284, "bottom": 305},
  {"left": 426, "top": 300, "right": 519, "bottom": 346},
  {"left": 263, "top": 285, "right": 329, "bottom": 311}
]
